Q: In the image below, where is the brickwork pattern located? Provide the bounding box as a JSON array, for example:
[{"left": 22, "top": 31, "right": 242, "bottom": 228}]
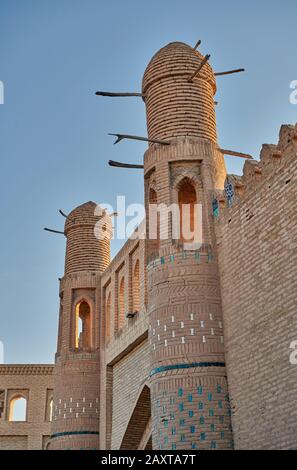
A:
[
  {"left": 0, "top": 365, "right": 53, "bottom": 450},
  {"left": 142, "top": 42, "right": 217, "bottom": 143},
  {"left": 111, "top": 340, "right": 150, "bottom": 449},
  {"left": 216, "top": 124, "right": 297, "bottom": 449}
]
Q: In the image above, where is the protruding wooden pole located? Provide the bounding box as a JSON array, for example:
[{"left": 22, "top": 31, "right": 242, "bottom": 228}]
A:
[
  {"left": 193, "top": 39, "right": 201, "bottom": 50},
  {"left": 214, "top": 68, "right": 245, "bottom": 77},
  {"left": 219, "top": 148, "right": 253, "bottom": 159},
  {"left": 108, "top": 160, "right": 144, "bottom": 169},
  {"left": 188, "top": 54, "right": 211, "bottom": 82},
  {"left": 44, "top": 227, "right": 65, "bottom": 235},
  {"left": 95, "top": 91, "right": 144, "bottom": 97},
  {"left": 108, "top": 133, "right": 170, "bottom": 146},
  {"left": 59, "top": 209, "right": 68, "bottom": 218}
]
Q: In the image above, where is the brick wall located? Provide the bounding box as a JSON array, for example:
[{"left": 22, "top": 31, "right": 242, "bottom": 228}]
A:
[
  {"left": 111, "top": 339, "right": 150, "bottom": 449},
  {"left": 216, "top": 124, "right": 297, "bottom": 449},
  {"left": 0, "top": 365, "right": 53, "bottom": 450}
]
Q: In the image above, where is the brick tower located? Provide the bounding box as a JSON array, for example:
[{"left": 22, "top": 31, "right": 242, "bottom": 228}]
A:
[
  {"left": 143, "top": 42, "right": 233, "bottom": 450},
  {"left": 49, "top": 201, "right": 110, "bottom": 450}
]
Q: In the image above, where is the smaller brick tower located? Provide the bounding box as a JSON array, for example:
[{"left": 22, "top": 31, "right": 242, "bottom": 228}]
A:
[{"left": 49, "top": 201, "right": 110, "bottom": 450}]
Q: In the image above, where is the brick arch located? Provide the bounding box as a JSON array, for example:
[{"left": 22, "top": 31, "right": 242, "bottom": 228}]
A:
[
  {"left": 73, "top": 297, "right": 93, "bottom": 350},
  {"left": 120, "top": 385, "right": 151, "bottom": 450},
  {"left": 173, "top": 171, "right": 202, "bottom": 192},
  {"left": 8, "top": 394, "right": 27, "bottom": 422}
]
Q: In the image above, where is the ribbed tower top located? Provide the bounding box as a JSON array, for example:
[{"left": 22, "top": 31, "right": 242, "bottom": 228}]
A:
[
  {"left": 142, "top": 42, "right": 217, "bottom": 143},
  {"left": 64, "top": 201, "right": 111, "bottom": 275}
]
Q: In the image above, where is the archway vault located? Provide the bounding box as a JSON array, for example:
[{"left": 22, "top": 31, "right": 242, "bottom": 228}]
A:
[{"left": 120, "top": 385, "right": 151, "bottom": 450}]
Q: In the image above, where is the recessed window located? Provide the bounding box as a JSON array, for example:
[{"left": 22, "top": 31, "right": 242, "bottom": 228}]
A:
[
  {"left": 132, "top": 260, "right": 140, "bottom": 314},
  {"left": 0, "top": 390, "right": 5, "bottom": 418},
  {"left": 106, "top": 292, "right": 111, "bottom": 341},
  {"left": 118, "top": 277, "right": 125, "bottom": 329},
  {"left": 75, "top": 300, "right": 91, "bottom": 349},
  {"left": 178, "top": 178, "right": 197, "bottom": 243},
  {"left": 8, "top": 395, "right": 27, "bottom": 422}
]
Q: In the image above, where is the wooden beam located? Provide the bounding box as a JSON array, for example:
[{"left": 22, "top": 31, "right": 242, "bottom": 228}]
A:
[
  {"left": 108, "top": 133, "right": 170, "bottom": 146},
  {"left": 219, "top": 148, "right": 253, "bottom": 159},
  {"left": 59, "top": 209, "right": 68, "bottom": 218},
  {"left": 95, "top": 91, "right": 144, "bottom": 97},
  {"left": 44, "top": 227, "right": 65, "bottom": 235},
  {"left": 214, "top": 68, "right": 245, "bottom": 77},
  {"left": 188, "top": 54, "right": 211, "bottom": 82},
  {"left": 193, "top": 40, "right": 201, "bottom": 50},
  {"left": 108, "top": 160, "right": 144, "bottom": 169}
]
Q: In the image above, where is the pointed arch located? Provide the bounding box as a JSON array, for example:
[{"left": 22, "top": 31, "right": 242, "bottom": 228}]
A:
[
  {"left": 178, "top": 177, "right": 197, "bottom": 242},
  {"left": 8, "top": 395, "right": 27, "bottom": 422},
  {"left": 48, "top": 398, "right": 53, "bottom": 422},
  {"left": 75, "top": 300, "right": 91, "bottom": 349},
  {"left": 148, "top": 187, "right": 160, "bottom": 260}
]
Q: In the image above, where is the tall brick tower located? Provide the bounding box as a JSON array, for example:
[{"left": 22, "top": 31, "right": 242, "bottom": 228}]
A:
[
  {"left": 49, "top": 201, "right": 110, "bottom": 450},
  {"left": 143, "top": 42, "right": 233, "bottom": 450}
]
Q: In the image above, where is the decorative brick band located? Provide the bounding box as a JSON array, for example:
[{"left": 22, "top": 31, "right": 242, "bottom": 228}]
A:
[
  {"left": 0, "top": 365, "right": 54, "bottom": 375},
  {"left": 149, "top": 362, "right": 225, "bottom": 377},
  {"left": 50, "top": 431, "right": 99, "bottom": 439},
  {"left": 147, "top": 247, "right": 214, "bottom": 270}
]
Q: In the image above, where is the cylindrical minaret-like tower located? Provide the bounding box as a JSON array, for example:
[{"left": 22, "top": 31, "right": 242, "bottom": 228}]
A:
[
  {"left": 143, "top": 42, "right": 233, "bottom": 450},
  {"left": 49, "top": 201, "right": 111, "bottom": 450}
]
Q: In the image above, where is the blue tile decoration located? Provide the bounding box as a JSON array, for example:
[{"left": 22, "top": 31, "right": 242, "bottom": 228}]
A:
[
  {"left": 50, "top": 430, "right": 99, "bottom": 439},
  {"left": 212, "top": 198, "right": 219, "bottom": 218},
  {"left": 208, "top": 251, "right": 214, "bottom": 262},
  {"left": 210, "top": 440, "right": 217, "bottom": 449},
  {"left": 153, "top": 381, "right": 232, "bottom": 450},
  {"left": 149, "top": 361, "right": 225, "bottom": 377},
  {"left": 224, "top": 178, "right": 234, "bottom": 207}
]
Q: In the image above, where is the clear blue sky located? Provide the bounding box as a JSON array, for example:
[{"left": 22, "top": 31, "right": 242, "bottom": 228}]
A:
[{"left": 0, "top": 0, "right": 296, "bottom": 364}]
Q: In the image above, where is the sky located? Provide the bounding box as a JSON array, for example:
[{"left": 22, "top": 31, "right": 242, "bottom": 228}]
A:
[{"left": 0, "top": 0, "right": 296, "bottom": 364}]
